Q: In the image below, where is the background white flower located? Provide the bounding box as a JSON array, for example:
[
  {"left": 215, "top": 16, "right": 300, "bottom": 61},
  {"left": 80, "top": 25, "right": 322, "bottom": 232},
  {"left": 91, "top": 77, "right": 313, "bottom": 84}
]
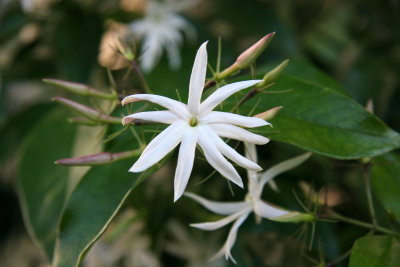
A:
[
  {"left": 128, "top": 0, "right": 196, "bottom": 72},
  {"left": 122, "top": 42, "right": 269, "bottom": 201},
  {"left": 185, "top": 143, "right": 311, "bottom": 263}
]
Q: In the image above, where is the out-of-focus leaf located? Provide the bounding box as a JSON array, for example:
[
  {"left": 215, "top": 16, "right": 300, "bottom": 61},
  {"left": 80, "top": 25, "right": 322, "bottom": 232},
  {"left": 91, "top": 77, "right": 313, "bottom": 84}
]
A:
[
  {"left": 17, "top": 108, "right": 76, "bottom": 261},
  {"left": 233, "top": 61, "right": 400, "bottom": 159},
  {"left": 371, "top": 153, "right": 400, "bottom": 221},
  {"left": 349, "top": 235, "right": 400, "bottom": 267},
  {"left": 52, "top": 155, "right": 169, "bottom": 267},
  {"left": 55, "top": 6, "right": 102, "bottom": 82},
  {"left": 0, "top": 103, "right": 54, "bottom": 167}
]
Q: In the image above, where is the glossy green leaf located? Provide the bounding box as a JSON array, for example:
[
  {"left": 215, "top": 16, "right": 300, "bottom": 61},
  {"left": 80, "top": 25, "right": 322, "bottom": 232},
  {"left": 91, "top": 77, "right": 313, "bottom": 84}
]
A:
[
  {"left": 17, "top": 108, "right": 76, "bottom": 260},
  {"left": 349, "top": 235, "right": 400, "bottom": 267},
  {"left": 52, "top": 155, "right": 168, "bottom": 267},
  {"left": 241, "top": 61, "right": 400, "bottom": 159},
  {"left": 371, "top": 153, "right": 400, "bottom": 221}
]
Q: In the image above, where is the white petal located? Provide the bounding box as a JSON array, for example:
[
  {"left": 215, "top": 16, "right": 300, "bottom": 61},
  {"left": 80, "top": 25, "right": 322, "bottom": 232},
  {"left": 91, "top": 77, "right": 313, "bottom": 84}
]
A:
[
  {"left": 257, "top": 152, "right": 312, "bottom": 197},
  {"left": 123, "top": 110, "right": 179, "bottom": 124},
  {"left": 197, "top": 127, "right": 243, "bottom": 188},
  {"left": 253, "top": 200, "right": 289, "bottom": 219},
  {"left": 140, "top": 34, "right": 163, "bottom": 72},
  {"left": 188, "top": 41, "right": 208, "bottom": 115},
  {"left": 244, "top": 143, "right": 257, "bottom": 171},
  {"left": 165, "top": 39, "right": 181, "bottom": 70},
  {"left": 121, "top": 94, "right": 190, "bottom": 120},
  {"left": 174, "top": 130, "right": 198, "bottom": 202},
  {"left": 210, "top": 123, "right": 269, "bottom": 145},
  {"left": 202, "top": 111, "right": 270, "bottom": 128},
  {"left": 184, "top": 192, "right": 250, "bottom": 215},
  {"left": 200, "top": 80, "right": 262, "bottom": 115},
  {"left": 210, "top": 212, "right": 250, "bottom": 264},
  {"left": 190, "top": 208, "right": 251, "bottom": 231},
  {"left": 129, "top": 122, "right": 186, "bottom": 172},
  {"left": 244, "top": 142, "right": 259, "bottom": 187},
  {"left": 204, "top": 125, "right": 262, "bottom": 171}
]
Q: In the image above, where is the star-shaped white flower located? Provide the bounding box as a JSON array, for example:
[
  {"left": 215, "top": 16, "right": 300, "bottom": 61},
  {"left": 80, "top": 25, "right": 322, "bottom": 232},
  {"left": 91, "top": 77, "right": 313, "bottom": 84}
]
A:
[
  {"left": 122, "top": 42, "right": 270, "bottom": 201},
  {"left": 186, "top": 143, "right": 311, "bottom": 263},
  {"left": 129, "top": 0, "right": 196, "bottom": 72}
]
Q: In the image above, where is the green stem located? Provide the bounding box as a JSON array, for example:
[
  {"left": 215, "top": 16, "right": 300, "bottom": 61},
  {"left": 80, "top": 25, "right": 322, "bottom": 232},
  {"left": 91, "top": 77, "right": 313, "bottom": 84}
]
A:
[
  {"left": 362, "top": 162, "right": 377, "bottom": 227},
  {"left": 131, "top": 60, "right": 152, "bottom": 94},
  {"left": 323, "top": 210, "right": 397, "bottom": 236}
]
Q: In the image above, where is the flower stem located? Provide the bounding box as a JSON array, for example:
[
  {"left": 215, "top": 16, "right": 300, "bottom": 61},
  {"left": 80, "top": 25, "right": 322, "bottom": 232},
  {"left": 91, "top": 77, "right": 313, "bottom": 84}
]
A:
[
  {"left": 130, "top": 60, "right": 152, "bottom": 94},
  {"left": 321, "top": 210, "right": 397, "bottom": 236},
  {"left": 362, "top": 162, "right": 377, "bottom": 227}
]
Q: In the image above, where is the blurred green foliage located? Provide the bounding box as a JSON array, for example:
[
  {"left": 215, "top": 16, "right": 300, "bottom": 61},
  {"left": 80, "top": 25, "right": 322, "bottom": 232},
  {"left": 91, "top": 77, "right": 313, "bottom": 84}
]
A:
[{"left": 1, "top": 0, "right": 399, "bottom": 266}]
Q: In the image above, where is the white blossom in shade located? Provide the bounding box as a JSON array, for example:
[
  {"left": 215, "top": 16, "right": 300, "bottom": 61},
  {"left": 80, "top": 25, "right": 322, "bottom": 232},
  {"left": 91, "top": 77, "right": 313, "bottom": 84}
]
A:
[
  {"left": 128, "top": 0, "right": 196, "bottom": 72},
  {"left": 185, "top": 143, "right": 311, "bottom": 263},
  {"left": 122, "top": 42, "right": 270, "bottom": 202}
]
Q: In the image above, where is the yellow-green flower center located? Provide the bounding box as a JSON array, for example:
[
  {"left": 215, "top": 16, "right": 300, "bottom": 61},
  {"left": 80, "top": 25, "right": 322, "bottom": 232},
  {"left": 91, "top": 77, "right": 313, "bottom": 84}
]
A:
[{"left": 189, "top": 117, "right": 199, "bottom": 127}]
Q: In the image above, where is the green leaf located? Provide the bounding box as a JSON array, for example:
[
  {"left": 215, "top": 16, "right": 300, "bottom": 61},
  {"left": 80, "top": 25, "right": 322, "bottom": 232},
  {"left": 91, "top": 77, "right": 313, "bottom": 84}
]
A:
[
  {"left": 0, "top": 103, "right": 54, "bottom": 168},
  {"left": 371, "top": 153, "right": 400, "bottom": 221},
  {"left": 52, "top": 155, "right": 168, "bottom": 267},
  {"left": 17, "top": 108, "right": 76, "bottom": 261},
  {"left": 349, "top": 235, "right": 400, "bottom": 267},
  {"left": 244, "top": 61, "right": 400, "bottom": 159}
]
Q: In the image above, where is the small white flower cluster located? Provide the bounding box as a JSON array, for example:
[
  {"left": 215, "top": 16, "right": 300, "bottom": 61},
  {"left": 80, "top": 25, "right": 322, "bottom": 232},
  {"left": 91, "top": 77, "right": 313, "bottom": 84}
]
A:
[
  {"left": 122, "top": 41, "right": 311, "bottom": 262},
  {"left": 128, "top": 0, "right": 196, "bottom": 72}
]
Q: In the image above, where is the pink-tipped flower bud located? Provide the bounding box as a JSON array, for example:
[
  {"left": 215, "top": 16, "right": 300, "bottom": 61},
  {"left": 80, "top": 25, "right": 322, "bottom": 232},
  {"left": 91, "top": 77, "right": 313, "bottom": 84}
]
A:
[
  {"left": 254, "top": 106, "right": 283, "bottom": 121},
  {"left": 365, "top": 99, "right": 374, "bottom": 114},
  {"left": 44, "top": 79, "right": 116, "bottom": 100},
  {"left": 235, "top": 32, "right": 275, "bottom": 69},
  {"left": 270, "top": 211, "right": 315, "bottom": 223},
  {"left": 52, "top": 97, "right": 121, "bottom": 124},
  {"left": 256, "top": 59, "right": 289, "bottom": 89},
  {"left": 55, "top": 150, "right": 139, "bottom": 166}
]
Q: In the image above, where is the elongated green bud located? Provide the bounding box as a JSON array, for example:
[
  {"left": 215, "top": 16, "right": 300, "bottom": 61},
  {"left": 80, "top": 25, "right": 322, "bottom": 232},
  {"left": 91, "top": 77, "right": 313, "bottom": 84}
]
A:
[
  {"left": 216, "top": 33, "right": 275, "bottom": 81},
  {"left": 52, "top": 97, "right": 121, "bottom": 124},
  {"left": 254, "top": 106, "right": 283, "bottom": 121},
  {"left": 55, "top": 150, "right": 140, "bottom": 166},
  {"left": 235, "top": 32, "right": 275, "bottom": 69},
  {"left": 270, "top": 211, "right": 315, "bottom": 223},
  {"left": 256, "top": 59, "right": 289, "bottom": 89},
  {"left": 44, "top": 79, "right": 116, "bottom": 100}
]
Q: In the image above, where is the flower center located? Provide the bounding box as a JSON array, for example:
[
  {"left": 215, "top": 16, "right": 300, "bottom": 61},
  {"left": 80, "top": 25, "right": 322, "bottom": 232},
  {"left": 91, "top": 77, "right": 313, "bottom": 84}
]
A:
[{"left": 189, "top": 117, "right": 199, "bottom": 127}]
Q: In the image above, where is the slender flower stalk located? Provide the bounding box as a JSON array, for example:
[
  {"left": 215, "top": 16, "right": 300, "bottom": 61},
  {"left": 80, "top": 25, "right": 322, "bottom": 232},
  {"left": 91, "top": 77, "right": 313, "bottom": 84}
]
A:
[
  {"left": 186, "top": 143, "right": 311, "bottom": 263},
  {"left": 52, "top": 97, "right": 121, "bottom": 124},
  {"left": 122, "top": 42, "right": 270, "bottom": 201}
]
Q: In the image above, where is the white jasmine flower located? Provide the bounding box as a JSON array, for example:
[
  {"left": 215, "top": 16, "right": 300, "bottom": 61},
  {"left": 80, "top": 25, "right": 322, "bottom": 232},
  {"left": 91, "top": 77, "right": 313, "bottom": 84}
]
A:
[
  {"left": 129, "top": 0, "right": 196, "bottom": 72},
  {"left": 122, "top": 42, "right": 269, "bottom": 201},
  {"left": 186, "top": 143, "right": 311, "bottom": 263}
]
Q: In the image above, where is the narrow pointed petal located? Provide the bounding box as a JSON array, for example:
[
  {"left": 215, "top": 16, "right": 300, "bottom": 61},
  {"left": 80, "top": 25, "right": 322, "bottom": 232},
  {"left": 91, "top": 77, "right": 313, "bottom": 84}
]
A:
[
  {"left": 123, "top": 110, "right": 179, "bottom": 125},
  {"left": 185, "top": 192, "right": 250, "bottom": 215},
  {"left": 244, "top": 142, "right": 257, "bottom": 164},
  {"left": 253, "top": 200, "right": 289, "bottom": 219},
  {"left": 202, "top": 111, "right": 270, "bottom": 128},
  {"left": 210, "top": 212, "right": 250, "bottom": 264},
  {"left": 244, "top": 142, "right": 259, "bottom": 186},
  {"left": 197, "top": 127, "right": 243, "bottom": 188},
  {"left": 190, "top": 208, "right": 251, "bottom": 231},
  {"left": 129, "top": 122, "right": 186, "bottom": 172},
  {"left": 122, "top": 94, "right": 190, "bottom": 119},
  {"left": 139, "top": 121, "right": 186, "bottom": 158},
  {"left": 188, "top": 41, "right": 208, "bottom": 115},
  {"left": 210, "top": 123, "right": 269, "bottom": 145},
  {"left": 258, "top": 152, "right": 312, "bottom": 195},
  {"left": 205, "top": 125, "right": 261, "bottom": 171},
  {"left": 200, "top": 80, "right": 262, "bottom": 115},
  {"left": 174, "top": 130, "right": 198, "bottom": 202}
]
